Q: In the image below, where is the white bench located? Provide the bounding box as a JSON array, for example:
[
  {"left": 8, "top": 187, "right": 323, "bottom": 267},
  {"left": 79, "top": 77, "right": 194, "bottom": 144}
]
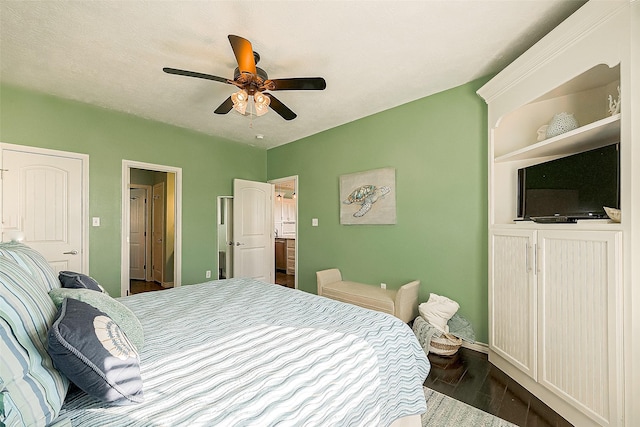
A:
[{"left": 316, "top": 268, "right": 419, "bottom": 323}]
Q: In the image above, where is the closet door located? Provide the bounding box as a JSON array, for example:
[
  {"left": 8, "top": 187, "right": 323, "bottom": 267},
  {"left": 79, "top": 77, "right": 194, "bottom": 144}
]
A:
[
  {"left": 1, "top": 144, "right": 87, "bottom": 273},
  {"left": 537, "top": 230, "right": 622, "bottom": 426},
  {"left": 489, "top": 228, "right": 537, "bottom": 379}
]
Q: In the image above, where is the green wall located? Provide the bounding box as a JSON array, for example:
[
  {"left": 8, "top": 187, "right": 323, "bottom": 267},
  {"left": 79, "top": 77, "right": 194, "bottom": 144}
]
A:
[
  {"left": 0, "top": 84, "right": 267, "bottom": 294},
  {"left": 1, "top": 77, "right": 490, "bottom": 342},
  {"left": 267, "top": 77, "right": 490, "bottom": 342}
]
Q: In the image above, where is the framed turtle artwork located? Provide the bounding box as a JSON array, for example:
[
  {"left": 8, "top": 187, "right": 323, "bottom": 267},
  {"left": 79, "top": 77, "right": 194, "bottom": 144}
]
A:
[{"left": 339, "top": 167, "right": 396, "bottom": 225}]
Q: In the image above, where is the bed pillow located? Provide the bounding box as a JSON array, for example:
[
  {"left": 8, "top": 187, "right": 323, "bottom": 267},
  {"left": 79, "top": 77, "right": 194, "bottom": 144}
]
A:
[
  {"left": 49, "top": 288, "right": 144, "bottom": 351},
  {"left": 47, "top": 298, "right": 144, "bottom": 406},
  {"left": 58, "top": 271, "right": 106, "bottom": 293},
  {"left": 0, "top": 241, "right": 61, "bottom": 292},
  {"left": 0, "top": 257, "right": 69, "bottom": 427}
]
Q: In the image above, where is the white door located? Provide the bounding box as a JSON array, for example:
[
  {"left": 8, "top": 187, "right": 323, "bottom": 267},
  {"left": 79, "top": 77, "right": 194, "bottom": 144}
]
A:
[
  {"left": 152, "top": 182, "right": 165, "bottom": 284},
  {"left": 1, "top": 145, "right": 86, "bottom": 273},
  {"left": 129, "top": 187, "right": 147, "bottom": 280},
  {"left": 489, "top": 228, "right": 537, "bottom": 380},
  {"left": 233, "top": 179, "right": 274, "bottom": 282},
  {"left": 537, "top": 230, "right": 622, "bottom": 425}
]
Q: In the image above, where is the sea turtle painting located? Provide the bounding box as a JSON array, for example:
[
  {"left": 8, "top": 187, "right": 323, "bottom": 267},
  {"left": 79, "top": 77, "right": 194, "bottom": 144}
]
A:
[{"left": 343, "top": 184, "right": 391, "bottom": 217}]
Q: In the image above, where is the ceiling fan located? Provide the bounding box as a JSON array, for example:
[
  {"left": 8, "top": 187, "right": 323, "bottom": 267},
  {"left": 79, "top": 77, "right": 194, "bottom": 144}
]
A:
[{"left": 163, "top": 35, "right": 326, "bottom": 121}]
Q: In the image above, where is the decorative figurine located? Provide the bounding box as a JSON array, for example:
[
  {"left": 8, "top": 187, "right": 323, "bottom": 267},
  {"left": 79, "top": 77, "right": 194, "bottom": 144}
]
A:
[
  {"left": 537, "top": 125, "right": 549, "bottom": 141},
  {"left": 608, "top": 85, "right": 621, "bottom": 116}
]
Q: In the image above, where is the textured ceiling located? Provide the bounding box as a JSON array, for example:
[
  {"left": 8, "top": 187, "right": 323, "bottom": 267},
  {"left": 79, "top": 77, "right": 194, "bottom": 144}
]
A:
[{"left": 0, "top": 1, "right": 585, "bottom": 149}]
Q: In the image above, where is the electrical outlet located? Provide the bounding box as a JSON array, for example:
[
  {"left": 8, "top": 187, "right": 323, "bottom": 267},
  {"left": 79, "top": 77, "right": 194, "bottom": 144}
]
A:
[
  {"left": 205, "top": 270, "right": 211, "bottom": 279},
  {"left": 380, "top": 283, "right": 386, "bottom": 289}
]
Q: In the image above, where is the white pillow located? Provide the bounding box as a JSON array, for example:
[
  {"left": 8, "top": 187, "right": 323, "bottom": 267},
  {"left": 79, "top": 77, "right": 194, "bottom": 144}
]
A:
[{"left": 418, "top": 293, "right": 460, "bottom": 333}]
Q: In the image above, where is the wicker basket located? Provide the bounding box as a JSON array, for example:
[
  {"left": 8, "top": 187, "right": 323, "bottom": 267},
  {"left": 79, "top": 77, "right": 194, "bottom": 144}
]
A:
[{"left": 429, "top": 333, "right": 462, "bottom": 356}]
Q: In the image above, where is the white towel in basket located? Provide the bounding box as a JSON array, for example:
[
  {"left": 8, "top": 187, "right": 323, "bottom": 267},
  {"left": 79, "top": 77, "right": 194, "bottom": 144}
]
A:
[{"left": 418, "top": 293, "right": 459, "bottom": 333}]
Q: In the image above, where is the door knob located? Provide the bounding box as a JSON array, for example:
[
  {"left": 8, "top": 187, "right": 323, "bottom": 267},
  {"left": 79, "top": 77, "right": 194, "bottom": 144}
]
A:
[
  {"left": 63, "top": 250, "right": 78, "bottom": 255},
  {"left": 235, "top": 242, "right": 245, "bottom": 246}
]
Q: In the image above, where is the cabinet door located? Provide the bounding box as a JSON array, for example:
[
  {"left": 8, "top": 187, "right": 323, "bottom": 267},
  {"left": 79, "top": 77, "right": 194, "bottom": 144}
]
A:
[
  {"left": 537, "top": 230, "right": 622, "bottom": 426},
  {"left": 274, "top": 198, "right": 283, "bottom": 236},
  {"left": 274, "top": 198, "right": 283, "bottom": 219},
  {"left": 282, "top": 198, "right": 296, "bottom": 222},
  {"left": 286, "top": 239, "right": 295, "bottom": 275},
  {"left": 490, "top": 229, "right": 537, "bottom": 379},
  {"left": 275, "top": 239, "right": 286, "bottom": 270}
]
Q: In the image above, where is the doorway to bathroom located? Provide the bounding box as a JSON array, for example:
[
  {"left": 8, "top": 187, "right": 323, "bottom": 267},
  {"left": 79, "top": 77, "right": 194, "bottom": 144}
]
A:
[{"left": 270, "top": 176, "right": 297, "bottom": 289}]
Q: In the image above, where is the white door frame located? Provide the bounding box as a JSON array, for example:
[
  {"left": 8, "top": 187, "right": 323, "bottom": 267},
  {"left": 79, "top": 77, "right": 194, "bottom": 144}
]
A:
[
  {"left": 151, "top": 181, "right": 166, "bottom": 285},
  {"left": 0, "top": 142, "right": 89, "bottom": 273},
  {"left": 121, "top": 160, "right": 182, "bottom": 297},
  {"left": 269, "top": 175, "right": 298, "bottom": 289}
]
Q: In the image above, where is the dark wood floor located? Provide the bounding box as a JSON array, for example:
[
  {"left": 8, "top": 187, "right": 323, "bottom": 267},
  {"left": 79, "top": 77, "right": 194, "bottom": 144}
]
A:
[
  {"left": 425, "top": 347, "right": 573, "bottom": 427},
  {"left": 131, "top": 276, "right": 294, "bottom": 294},
  {"left": 275, "top": 271, "right": 295, "bottom": 288},
  {"left": 130, "top": 280, "right": 167, "bottom": 294}
]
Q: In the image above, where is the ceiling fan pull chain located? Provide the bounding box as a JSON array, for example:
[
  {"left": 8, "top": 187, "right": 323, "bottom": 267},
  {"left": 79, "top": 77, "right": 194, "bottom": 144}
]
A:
[{"left": 249, "top": 99, "right": 255, "bottom": 128}]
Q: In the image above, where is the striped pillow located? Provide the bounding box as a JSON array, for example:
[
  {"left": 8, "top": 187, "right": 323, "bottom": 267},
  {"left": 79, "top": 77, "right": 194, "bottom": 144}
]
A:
[
  {"left": 0, "top": 257, "right": 69, "bottom": 427},
  {"left": 0, "top": 242, "right": 61, "bottom": 292}
]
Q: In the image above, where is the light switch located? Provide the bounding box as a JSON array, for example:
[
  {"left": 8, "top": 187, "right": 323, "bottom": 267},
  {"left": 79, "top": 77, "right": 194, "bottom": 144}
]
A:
[
  {"left": 92, "top": 217, "right": 100, "bottom": 227},
  {"left": 312, "top": 218, "right": 318, "bottom": 227}
]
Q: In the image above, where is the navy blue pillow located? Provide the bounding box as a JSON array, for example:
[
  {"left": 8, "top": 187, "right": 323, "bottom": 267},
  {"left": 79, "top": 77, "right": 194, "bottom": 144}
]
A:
[
  {"left": 58, "top": 271, "right": 104, "bottom": 293},
  {"left": 47, "top": 298, "right": 144, "bottom": 405}
]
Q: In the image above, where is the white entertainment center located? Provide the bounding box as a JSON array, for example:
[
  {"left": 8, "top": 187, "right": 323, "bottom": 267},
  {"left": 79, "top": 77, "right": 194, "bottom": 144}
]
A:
[{"left": 477, "top": 1, "right": 638, "bottom": 426}]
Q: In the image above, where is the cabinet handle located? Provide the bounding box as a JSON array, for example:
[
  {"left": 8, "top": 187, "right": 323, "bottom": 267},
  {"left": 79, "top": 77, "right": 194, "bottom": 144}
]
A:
[
  {"left": 63, "top": 250, "right": 78, "bottom": 255},
  {"left": 235, "top": 242, "right": 245, "bottom": 246}
]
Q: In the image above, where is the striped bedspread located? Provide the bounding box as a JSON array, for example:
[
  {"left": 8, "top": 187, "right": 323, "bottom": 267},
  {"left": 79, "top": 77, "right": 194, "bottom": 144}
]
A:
[{"left": 56, "top": 278, "right": 430, "bottom": 426}]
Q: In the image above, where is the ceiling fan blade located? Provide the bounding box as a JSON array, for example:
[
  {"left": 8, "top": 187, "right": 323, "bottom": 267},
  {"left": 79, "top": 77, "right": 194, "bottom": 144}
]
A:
[
  {"left": 228, "top": 35, "right": 257, "bottom": 75},
  {"left": 266, "top": 77, "right": 327, "bottom": 91},
  {"left": 265, "top": 93, "right": 297, "bottom": 121},
  {"left": 163, "top": 67, "right": 229, "bottom": 84},
  {"left": 213, "top": 96, "right": 234, "bottom": 115}
]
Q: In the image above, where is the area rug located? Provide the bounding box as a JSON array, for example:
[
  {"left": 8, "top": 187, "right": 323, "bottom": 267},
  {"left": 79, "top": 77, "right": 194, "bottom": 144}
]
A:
[{"left": 422, "top": 387, "right": 518, "bottom": 427}]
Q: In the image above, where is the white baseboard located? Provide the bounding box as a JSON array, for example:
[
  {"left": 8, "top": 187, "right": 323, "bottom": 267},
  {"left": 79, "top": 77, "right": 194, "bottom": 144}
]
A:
[{"left": 461, "top": 341, "right": 489, "bottom": 354}]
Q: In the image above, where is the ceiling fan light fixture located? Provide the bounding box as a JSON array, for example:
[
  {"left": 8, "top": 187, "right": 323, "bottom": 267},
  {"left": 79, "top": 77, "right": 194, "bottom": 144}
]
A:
[
  {"left": 163, "top": 35, "right": 326, "bottom": 121},
  {"left": 231, "top": 89, "right": 249, "bottom": 115},
  {"left": 254, "top": 92, "right": 270, "bottom": 117}
]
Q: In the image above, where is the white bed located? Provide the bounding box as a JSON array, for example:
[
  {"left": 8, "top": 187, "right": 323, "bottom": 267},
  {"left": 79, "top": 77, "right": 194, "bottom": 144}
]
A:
[{"left": 0, "top": 242, "right": 429, "bottom": 427}]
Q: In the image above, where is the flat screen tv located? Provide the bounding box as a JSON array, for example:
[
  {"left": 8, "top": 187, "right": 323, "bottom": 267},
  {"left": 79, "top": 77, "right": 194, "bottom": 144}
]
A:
[{"left": 517, "top": 143, "right": 620, "bottom": 220}]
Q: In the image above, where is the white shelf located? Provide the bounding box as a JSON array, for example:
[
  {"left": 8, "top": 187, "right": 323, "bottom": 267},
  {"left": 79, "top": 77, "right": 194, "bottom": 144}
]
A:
[
  {"left": 495, "top": 114, "right": 620, "bottom": 163},
  {"left": 491, "top": 220, "right": 623, "bottom": 230}
]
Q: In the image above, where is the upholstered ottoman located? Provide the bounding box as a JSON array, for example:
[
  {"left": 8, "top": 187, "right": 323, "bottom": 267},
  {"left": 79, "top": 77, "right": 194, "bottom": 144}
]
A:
[{"left": 316, "top": 268, "right": 419, "bottom": 323}]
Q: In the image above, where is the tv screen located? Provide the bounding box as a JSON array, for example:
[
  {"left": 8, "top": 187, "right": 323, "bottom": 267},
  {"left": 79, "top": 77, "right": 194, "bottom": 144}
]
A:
[{"left": 517, "top": 143, "right": 620, "bottom": 220}]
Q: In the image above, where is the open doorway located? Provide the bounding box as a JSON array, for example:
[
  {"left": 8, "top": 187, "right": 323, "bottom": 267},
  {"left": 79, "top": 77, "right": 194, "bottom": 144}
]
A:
[
  {"left": 270, "top": 176, "right": 298, "bottom": 289},
  {"left": 121, "top": 160, "right": 182, "bottom": 297}
]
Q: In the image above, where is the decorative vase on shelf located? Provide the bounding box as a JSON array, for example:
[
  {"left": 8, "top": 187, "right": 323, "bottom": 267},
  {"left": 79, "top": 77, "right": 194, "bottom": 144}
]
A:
[{"left": 545, "top": 112, "right": 579, "bottom": 138}]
